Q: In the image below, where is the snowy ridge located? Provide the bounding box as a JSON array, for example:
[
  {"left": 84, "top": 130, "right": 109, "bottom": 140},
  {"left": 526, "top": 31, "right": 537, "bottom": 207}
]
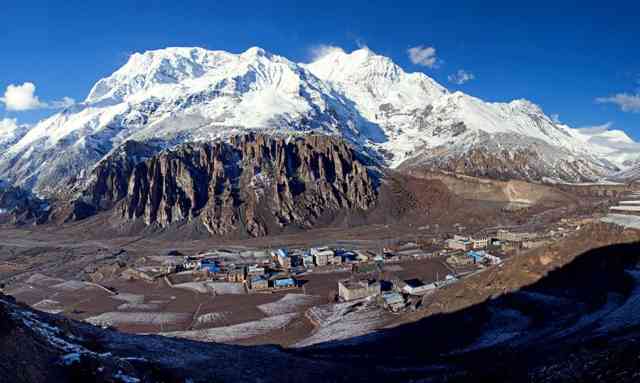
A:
[{"left": 0, "top": 46, "right": 637, "bottom": 195}]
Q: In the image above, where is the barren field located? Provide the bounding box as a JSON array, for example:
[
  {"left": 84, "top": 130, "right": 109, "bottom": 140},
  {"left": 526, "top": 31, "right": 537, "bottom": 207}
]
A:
[{"left": 0, "top": 184, "right": 622, "bottom": 348}]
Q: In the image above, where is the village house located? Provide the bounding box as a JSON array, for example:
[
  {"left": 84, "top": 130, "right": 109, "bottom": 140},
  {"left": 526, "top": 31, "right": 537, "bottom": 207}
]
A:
[
  {"left": 496, "top": 229, "right": 537, "bottom": 242},
  {"left": 446, "top": 235, "right": 473, "bottom": 251},
  {"left": 302, "top": 253, "right": 315, "bottom": 268},
  {"left": 181, "top": 259, "right": 201, "bottom": 271},
  {"left": 522, "top": 240, "right": 549, "bottom": 249},
  {"left": 471, "top": 236, "right": 488, "bottom": 249},
  {"left": 226, "top": 267, "right": 245, "bottom": 282},
  {"left": 247, "top": 264, "right": 266, "bottom": 277},
  {"left": 199, "top": 259, "right": 221, "bottom": 273},
  {"left": 249, "top": 275, "right": 268, "bottom": 290},
  {"left": 467, "top": 250, "right": 486, "bottom": 264},
  {"left": 338, "top": 279, "right": 381, "bottom": 301},
  {"left": 274, "top": 249, "right": 291, "bottom": 269},
  {"left": 446, "top": 252, "right": 475, "bottom": 266},
  {"left": 355, "top": 251, "right": 370, "bottom": 262},
  {"left": 328, "top": 254, "right": 343, "bottom": 265},
  {"left": 272, "top": 276, "right": 296, "bottom": 289},
  {"left": 353, "top": 261, "right": 381, "bottom": 274},
  {"left": 381, "top": 291, "right": 405, "bottom": 312},
  {"left": 311, "top": 247, "right": 333, "bottom": 266},
  {"left": 402, "top": 279, "right": 436, "bottom": 296},
  {"left": 483, "top": 253, "right": 503, "bottom": 265}
]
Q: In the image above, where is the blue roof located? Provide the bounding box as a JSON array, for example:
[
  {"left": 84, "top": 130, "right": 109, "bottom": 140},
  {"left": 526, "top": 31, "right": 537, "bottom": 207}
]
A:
[
  {"left": 201, "top": 264, "right": 221, "bottom": 272},
  {"left": 276, "top": 248, "right": 289, "bottom": 257},
  {"left": 273, "top": 278, "right": 295, "bottom": 286}
]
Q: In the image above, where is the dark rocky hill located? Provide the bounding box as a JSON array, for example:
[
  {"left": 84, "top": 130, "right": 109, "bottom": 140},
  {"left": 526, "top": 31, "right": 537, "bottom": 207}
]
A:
[{"left": 64, "top": 134, "right": 377, "bottom": 237}]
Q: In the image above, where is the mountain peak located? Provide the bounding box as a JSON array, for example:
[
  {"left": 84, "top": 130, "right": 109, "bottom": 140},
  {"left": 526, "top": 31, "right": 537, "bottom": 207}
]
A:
[
  {"left": 242, "top": 46, "right": 269, "bottom": 57},
  {"left": 306, "top": 46, "right": 401, "bottom": 83}
]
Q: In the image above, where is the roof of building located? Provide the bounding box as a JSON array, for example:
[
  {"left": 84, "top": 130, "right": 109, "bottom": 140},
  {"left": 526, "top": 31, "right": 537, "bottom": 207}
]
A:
[
  {"left": 404, "top": 279, "right": 425, "bottom": 288},
  {"left": 340, "top": 279, "right": 379, "bottom": 289},
  {"left": 382, "top": 292, "right": 404, "bottom": 305}
]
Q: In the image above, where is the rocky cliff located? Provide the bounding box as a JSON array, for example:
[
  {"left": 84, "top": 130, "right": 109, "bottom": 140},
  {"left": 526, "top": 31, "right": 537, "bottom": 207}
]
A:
[
  {"left": 399, "top": 132, "right": 608, "bottom": 182},
  {"left": 72, "top": 134, "right": 377, "bottom": 236},
  {"left": 0, "top": 181, "right": 50, "bottom": 225}
]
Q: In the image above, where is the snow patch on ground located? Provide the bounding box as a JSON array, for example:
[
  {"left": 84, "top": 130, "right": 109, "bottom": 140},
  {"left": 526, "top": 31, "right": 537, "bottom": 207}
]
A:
[
  {"left": 113, "top": 371, "right": 141, "bottom": 383},
  {"left": 173, "top": 282, "right": 245, "bottom": 295},
  {"left": 51, "top": 280, "right": 95, "bottom": 291},
  {"left": 456, "top": 308, "right": 531, "bottom": 353},
  {"left": 194, "top": 312, "right": 229, "bottom": 326},
  {"left": 111, "top": 293, "right": 145, "bottom": 304},
  {"left": 85, "top": 312, "right": 190, "bottom": 327},
  {"left": 25, "top": 273, "right": 65, "bottom": 287},
  {"left": 161, "top": 313, "right": 297, "bottom": 343},
  {"left": 61, "top": 352, "right": 82, "bottom": 365},
  {"left": 32, "top": 299, "right": 65, "bottom": 314},
  {"left": 257, "top": 294, "right": 320, "bottom": 316},
  {"left": 117, "top": 303, "right": 162, "bottom": 311},
  {"left": 293, "top": 300, "right": 386, "bottom": 348}
]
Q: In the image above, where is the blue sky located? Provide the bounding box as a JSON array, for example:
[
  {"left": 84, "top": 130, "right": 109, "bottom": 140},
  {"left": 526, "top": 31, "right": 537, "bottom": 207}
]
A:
[{"left": 1, "top": 0, "right": 639, "bottom": 138}]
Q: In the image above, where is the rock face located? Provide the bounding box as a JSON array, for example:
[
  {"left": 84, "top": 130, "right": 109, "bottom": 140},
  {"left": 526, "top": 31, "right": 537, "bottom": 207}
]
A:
[
  {"left": 74, "top": 134, "right": 377, "bottom": 236},
  {"left": 0, "top": 181, "right": 49, "bottom": 225},
  {"left": 66, "top": 140, "right": 160, "bottom": 221},
  {"left": 399, "top": 132, "right": 608, "bottom": 182}
]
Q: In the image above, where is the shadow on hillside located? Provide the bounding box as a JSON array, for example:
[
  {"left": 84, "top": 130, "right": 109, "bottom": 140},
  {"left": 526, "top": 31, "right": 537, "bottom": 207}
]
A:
[{"left": 292, "top": 240, "right": 640, "bottom": 381}]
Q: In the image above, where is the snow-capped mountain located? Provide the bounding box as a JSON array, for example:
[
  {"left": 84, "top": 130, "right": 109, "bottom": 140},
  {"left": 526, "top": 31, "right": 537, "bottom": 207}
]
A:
[
  {"left": 0, "top": 46, "right": 636, "bottom": 196},
  {"left": 0, "top": 119, "right": 30, "bottom": 154}
]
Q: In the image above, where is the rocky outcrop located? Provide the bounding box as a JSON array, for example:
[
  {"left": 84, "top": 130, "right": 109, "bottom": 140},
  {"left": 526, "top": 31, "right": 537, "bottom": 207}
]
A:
[
  {"left": 400, "top": 132, "right": 610, "bottom": 183},
  {"left": 0, "top": 181, "right": 49, "bottom": 225},
  {"left": 74, "top": 134, "right": 377, "bottom": 236},
  {"left": 67, "top": 141, "right": 160, "bottom": 221}
]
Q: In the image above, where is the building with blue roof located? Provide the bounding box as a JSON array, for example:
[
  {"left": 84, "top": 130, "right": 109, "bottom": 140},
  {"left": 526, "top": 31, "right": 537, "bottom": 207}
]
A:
[
  {"left": 272, "top": 277, "right": 296, "bottom": 288},
  {"left": 467, "top": 250, "right": 486, "bottom": 263}
]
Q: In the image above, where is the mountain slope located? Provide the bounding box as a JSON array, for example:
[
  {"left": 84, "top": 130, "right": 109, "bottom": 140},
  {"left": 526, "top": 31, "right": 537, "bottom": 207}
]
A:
[
  {"left": 0, "top": 46, "right": 635, "bottom": 197},
  {"left": 305, "top": 48, "right": 620, "bottom": 178}
]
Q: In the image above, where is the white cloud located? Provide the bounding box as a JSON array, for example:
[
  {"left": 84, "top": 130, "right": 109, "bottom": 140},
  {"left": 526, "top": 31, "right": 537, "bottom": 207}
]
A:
[
  {"left": 448, "top": 69, "right": 475, "bottom": 85},
  {"left": 407, "top": 45, "right": 439, "bottom": 68},
  {"left": 309, "top": 44, "right": 346, "bottom": 62},
  {"left": 596, "top": 93, "right": 640, "bottom": 113},
  {"left": 0, "top": 82, "right": 44, "bottom": 111},
  {"left": 577, "top": 121, "right": 614, "bottom": 135},
  {"left": 0, "top": 82, "right": 75, "bottom": 111}
]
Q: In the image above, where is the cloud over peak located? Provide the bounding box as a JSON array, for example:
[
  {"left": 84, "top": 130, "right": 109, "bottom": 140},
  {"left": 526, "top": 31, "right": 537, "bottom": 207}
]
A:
[
  {"left": 448, "top": 69, "right": 475, "bottom": 84},
  {"left": 308, "top": 44, "right": 346, "bottom": 62},
  {"left": 1, "top": 82, "right": 44, "bottom": 111},
  {"left": 0, "top": 82, "right": 75, "bottom": 111},
  {"left": 407, "top": 45, "right": 439, "bottom": 68},
  {"left": 596, "top": 93, "right": 640, "bottom": 113}
]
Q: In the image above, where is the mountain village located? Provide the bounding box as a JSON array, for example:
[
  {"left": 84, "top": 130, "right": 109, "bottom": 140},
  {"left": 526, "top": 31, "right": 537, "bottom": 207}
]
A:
[{"left": 113, "top": 208, "right": 601, "bottom": 317}]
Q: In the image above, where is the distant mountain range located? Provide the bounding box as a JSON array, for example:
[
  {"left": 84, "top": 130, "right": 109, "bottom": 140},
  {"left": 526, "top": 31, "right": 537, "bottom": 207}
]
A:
[{"left": 1, "top": 46, "right": 639, "bottom": 199}]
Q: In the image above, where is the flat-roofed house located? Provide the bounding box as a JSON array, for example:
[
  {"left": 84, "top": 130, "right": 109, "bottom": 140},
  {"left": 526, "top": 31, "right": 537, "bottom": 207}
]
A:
[
  {"left": 249, "top": 275, "right": 268, "bottom": 290},
  {"left": 338, "top": 279, "right": 381, "bottom": 301},
  {"left": 311, "top": 247, "right": 333, "bottom": 266}
]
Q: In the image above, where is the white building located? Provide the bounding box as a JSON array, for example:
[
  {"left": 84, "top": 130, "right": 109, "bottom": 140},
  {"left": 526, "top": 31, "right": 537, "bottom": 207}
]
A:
[
  {"left": 402, "top": 279, "right": 436, "bottom": 295},
  {"left": 311, "top": 247, "right": 333, "bottom": 266},
  {"left": 338, "top": 279, "right": 381, "bottom": 301}
]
